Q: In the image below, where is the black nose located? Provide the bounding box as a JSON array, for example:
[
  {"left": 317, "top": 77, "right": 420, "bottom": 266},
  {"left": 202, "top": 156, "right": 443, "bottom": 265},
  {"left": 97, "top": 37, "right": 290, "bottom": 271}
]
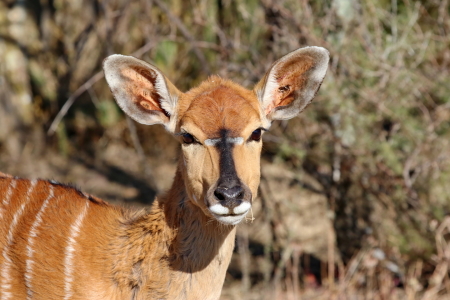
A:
[{"left": 214, "top": 185, "right": 244, "bottom": 209}]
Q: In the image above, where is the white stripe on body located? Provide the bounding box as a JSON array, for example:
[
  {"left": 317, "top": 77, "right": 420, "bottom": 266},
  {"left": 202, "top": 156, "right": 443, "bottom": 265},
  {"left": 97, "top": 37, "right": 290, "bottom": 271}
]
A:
[
  {"left": 0, "top": 180, "right": 37, "bottom": 300},
  {"left": 25, "top": 184, "right": 54, "bottom": 300},
  {"left": 63, "top": 200, "right": 89, "bottom": 300},
  {"left": 0, "top": 179, "right": 18, "bottom": 220}
]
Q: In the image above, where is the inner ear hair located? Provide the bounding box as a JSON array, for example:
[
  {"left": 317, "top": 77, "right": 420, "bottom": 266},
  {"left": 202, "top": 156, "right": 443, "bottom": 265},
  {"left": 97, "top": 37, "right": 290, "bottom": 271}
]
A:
[
  {"left": 103, "top": 55, "right": 181, "bottom": 129},
  {"left": 255, "top": 46, "right": 329, "bottom": 121}
]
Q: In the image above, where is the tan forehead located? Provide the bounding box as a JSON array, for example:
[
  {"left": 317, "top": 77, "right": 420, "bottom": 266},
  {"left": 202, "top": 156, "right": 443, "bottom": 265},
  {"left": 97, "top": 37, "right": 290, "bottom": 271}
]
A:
[{"left": 178, "top": 77, "right": 261, "bottom": 137}]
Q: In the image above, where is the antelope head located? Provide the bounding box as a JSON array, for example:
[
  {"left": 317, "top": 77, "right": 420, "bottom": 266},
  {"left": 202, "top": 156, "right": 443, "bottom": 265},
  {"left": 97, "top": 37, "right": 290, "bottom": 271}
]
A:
[{"left": 103, "top": 47, "right": 329, "bottom": 226}]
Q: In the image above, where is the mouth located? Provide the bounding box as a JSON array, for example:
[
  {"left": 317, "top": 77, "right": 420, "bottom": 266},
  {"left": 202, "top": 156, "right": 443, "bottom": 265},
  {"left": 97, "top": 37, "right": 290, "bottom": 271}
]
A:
[{"left": 208, "top": 202, "right": 251, "bottom": 225}]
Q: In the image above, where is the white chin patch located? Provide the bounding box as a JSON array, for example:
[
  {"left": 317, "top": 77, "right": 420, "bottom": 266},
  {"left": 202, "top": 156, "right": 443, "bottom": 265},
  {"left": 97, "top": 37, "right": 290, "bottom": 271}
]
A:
[
  {"left": 209, "top": 202, "right": 251, "bottom": 225},
  {"left": 215, "top": 213, "right": 248, "bottom": 226}
]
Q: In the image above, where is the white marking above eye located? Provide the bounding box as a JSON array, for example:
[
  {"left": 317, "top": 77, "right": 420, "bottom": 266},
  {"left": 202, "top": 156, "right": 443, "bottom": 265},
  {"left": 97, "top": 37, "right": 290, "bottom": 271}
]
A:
[
  {"left": 227, "top": 137, "right": 244, "bottom": 145},
  {"left": 204, "top": 139, "right": 219, "bottom": 146},
  {"left": 204, "top": 137, "right": 244, "bottom": 146}
]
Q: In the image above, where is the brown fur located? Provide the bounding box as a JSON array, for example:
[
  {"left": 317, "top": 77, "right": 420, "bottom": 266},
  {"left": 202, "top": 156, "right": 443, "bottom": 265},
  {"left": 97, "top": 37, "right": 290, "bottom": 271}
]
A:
[
  {"left": 0, "top": 173, "right": 235, "bottom": 299},
  {"left": 0, "top": 47, "right": 328, "bottom": 300}
]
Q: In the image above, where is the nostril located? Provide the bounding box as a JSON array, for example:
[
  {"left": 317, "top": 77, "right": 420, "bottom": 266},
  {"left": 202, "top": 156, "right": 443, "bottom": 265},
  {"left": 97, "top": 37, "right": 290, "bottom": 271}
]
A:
[
  {"left": 214, "top": 190, "right": 225, "bottom": 201},
  {"left": 214, "top": 186, "right": 244, "bottom": 202}
]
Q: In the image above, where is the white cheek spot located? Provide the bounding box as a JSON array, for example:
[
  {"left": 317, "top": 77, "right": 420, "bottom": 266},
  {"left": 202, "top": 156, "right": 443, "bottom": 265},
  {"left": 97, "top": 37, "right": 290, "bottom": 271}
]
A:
[
  {"left": 233, "top": 202, "right": 251, "bottom": 215},
  {"left": 192, "top": 194, "right": 198, "bottom": 203},
  {"left": 183, "top": 157, "right": 187, "bottom": 167},
  {"left": 209, "top": 204, "right": 230, "bottom": 215}
]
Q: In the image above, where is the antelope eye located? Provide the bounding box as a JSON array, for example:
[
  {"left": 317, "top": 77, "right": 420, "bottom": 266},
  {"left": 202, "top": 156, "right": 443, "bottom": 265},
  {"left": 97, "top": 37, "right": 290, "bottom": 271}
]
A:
[
  {"left": 250, "top": 129, "right": 262, "bottom": 142},
  {"left": 182, "top": 133, "right": 195, "bottom": 144}
]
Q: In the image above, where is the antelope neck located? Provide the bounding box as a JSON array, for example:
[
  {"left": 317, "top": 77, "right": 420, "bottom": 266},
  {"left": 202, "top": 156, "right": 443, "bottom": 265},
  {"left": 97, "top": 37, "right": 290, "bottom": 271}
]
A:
[
  {"left": 109, "top": 168, "right": 235, "bottom": 298},
  {"left": 116, "top": 167, "right": 235, "bottom": 270}
]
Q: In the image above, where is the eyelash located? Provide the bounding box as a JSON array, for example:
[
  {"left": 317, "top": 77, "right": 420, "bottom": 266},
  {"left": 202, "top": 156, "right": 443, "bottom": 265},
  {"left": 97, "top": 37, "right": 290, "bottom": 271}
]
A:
[
  {"left": 178, "top": 128, "right": 266, "bottom": 145},
  {"left": 249, "top": 127, "right": 268, "bottom": 142},
  {"left": 250, "top": 129, "right": 262, "bottom": 142},
  {"left": 181, "top": 133, "right": 196, "bottom": 144}
]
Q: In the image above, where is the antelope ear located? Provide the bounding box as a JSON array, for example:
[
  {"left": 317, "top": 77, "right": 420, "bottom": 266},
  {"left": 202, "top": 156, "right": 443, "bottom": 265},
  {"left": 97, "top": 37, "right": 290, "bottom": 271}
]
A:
[
  {"left": 103, "top": 55, "right": 181, "bottom": 131},
  {"left": 254, "top": 46, "right": 329, "bottom": 121}
]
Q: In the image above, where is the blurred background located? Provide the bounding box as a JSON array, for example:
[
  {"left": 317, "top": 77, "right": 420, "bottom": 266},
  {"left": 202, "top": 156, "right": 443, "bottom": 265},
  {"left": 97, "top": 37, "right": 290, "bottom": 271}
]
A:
[{"left": 1, "top": 0, "right": 450, "bottom": 299}]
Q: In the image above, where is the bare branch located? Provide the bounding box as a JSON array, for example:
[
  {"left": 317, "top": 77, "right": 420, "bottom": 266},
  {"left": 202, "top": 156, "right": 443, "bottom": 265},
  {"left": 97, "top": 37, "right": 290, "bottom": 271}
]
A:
[
  {"left": 47, "top": 70, "right": 104, "bottom": 135},
  {"left": 47, "top": 41, "right": 157, "bottom": 136},
  {"left": 153, "top": 0, "right": 211, "bottom": 75}
]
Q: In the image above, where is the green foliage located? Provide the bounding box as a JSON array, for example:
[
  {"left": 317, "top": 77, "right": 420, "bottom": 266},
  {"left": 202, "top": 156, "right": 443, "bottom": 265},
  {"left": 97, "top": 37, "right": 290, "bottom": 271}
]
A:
[
  {"left": 96, "top": 99, "right": 121, "bottom": 128},
  {"left": 56, "top": 123, "right": 70, "bottom": 157}
]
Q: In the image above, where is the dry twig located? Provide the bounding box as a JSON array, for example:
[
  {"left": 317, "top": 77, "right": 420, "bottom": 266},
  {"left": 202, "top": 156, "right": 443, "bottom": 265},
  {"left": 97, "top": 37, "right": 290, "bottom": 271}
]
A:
[
  {"left": 47, "top": 42, "right": 156, "bottom": 136},
  {"left": 153, "top": 0, "right": 211, "bottom": 75}
]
